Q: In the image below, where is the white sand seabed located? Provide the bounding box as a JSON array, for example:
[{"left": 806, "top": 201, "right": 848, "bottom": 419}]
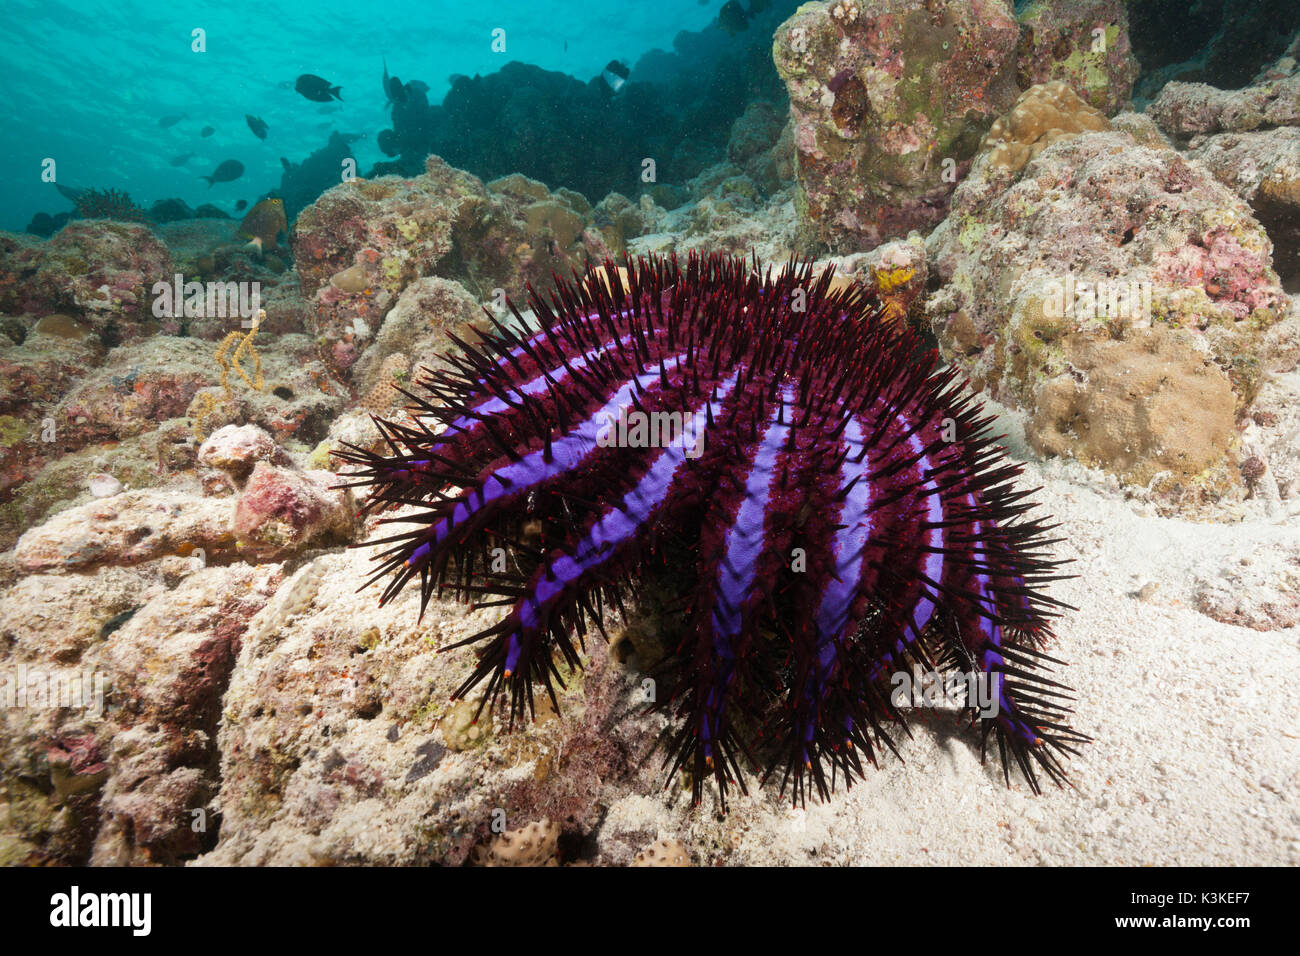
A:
[{"left": 601, "top": 398, "right": 1300, "bottom": 866}]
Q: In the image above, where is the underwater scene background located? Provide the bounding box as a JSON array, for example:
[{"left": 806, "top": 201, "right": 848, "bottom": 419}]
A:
[{"left": 0, "top": 0, "right": 1297, "bottom": 868}]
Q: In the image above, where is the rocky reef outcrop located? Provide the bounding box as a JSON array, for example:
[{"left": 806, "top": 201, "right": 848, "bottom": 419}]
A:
[{"left": 926, "top": 81, "right": 1296, "bottom": 505}]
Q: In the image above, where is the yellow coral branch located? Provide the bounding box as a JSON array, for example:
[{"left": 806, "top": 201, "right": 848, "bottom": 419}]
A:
[{"left": 214, "top": 309, "right": 265, "bottom": 395}]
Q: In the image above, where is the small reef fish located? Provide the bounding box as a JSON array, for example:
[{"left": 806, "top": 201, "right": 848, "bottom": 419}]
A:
[
  {"left": 169, "top": 152, "right": 196, "bottom": 167},
  {"left": 602, "top": 60, "right": 629, "bottom": 93},
  {"left": 55, "top": 183, "right": 88, "bottom": 204},
  {"left": 158, "top": 113, "right": 187, "bottom": 128},
  {"left": 235, "top": 199, "right": 248, "bottom": 211},
  {"left": 295, "top": 73, "right": 342, "bottom": 102},
  {"left": 200, "top": 125, "right": 215, "bottom": 137},
  {"left": 237, "top": 197, "right": 286, "bottom": 254},
  {"left": 200, "top": 159, "right": 245, "bottom": 187},
  {"left": 245, "top": 114, "right": 269, "bottom": 140},
  {"left": 717, "top": 0, "right": 749, "bottom": 34},
  {"left": 383, "top": 57, "right": 402, "bottom": 106}
]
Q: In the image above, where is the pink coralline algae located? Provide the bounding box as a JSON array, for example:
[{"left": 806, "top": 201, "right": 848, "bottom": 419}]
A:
[{"left": 1155, "top": 227, "right": 1286, "bottom": 319}]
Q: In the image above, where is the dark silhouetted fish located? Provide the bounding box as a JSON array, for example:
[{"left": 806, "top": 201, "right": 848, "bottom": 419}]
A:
[
  {"left": 246, "top": 114, "right": 269, "bottom": 140},
  {"left": 602, "top": 60, "right": 629, "bottom": 93},
  {"left": 170, "top": 152, "right": 196, "bottom": 167},
  {"left": 235, "top": 199, "right": 248, "bottom": 211},
  {"left": 237, "top": 198, "right": 286, "bottom": 254},
  {"left": 200, "top": 159, "right": 245, "bottom": 187},
  {"left": 295, "top": 74, "right": 342, "bottom": 102},
  {"left": 383, "top": 58, "right": 401, "bottom": 106},
  {"left": 717, "top": 0, "right": 749, "bottom": 34},
  {"left": 377, "top": 128, "right": 399, "bottom": 157},
  {"left": 158, "top": 113, "right": 187, "bottom": 128},
  {"left": 55, "top": 183, "right": 88, "bottom": 204},
  {"left": 201, "top": 126, "right": 215, "bottom": 137}
]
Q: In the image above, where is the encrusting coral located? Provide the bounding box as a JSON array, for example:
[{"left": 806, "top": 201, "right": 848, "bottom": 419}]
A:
[{"left": 980, "top": 81, "right": 1111, "bottom": 174}]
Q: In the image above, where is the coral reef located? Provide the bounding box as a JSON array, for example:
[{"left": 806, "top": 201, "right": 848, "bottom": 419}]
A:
[
  {"left": 3, "top": 19, "right": 1299, "bottom": 867},
  {"left": 373, "top": 2, "right": 796, "bottom": 200},
  {"left": 72, "top": 188, "right": 146, "bottom": 224},
  {"left": 1013, "top": 0, "right": 1138, "bottom": 114},
  {"left": 231, "top": 462, "right": 354, "bottom": 561},
  {"left": 2, "top": 221, "right": 173, "bottom": 343},
  {"left": 1146, "top": 74, "right": 1300, "bottom": 140},
  {"left": 773, "top": 0, "right": 1022, "bottom": 253},
  {"left": 290, "top": 157, "right": 614, "bottom": 376},
  {"left": 470, "top": 819, "right": 559, "bottom": 866},
  {"left": 926, "top": 85, "right": 1295, "bottom": 504},
  {"left": 979, "top": 81, "right": 1111, "bottom": 174}
]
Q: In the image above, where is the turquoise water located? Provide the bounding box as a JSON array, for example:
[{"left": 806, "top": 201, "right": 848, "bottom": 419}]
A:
[{"left": 0, "top": 0, "right": 743, "bottom": 231}]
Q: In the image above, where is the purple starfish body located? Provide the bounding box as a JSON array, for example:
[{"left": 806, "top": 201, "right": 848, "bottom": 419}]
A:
[{"left": 335, "top": 254, "right": 1085, "bottom": 808}]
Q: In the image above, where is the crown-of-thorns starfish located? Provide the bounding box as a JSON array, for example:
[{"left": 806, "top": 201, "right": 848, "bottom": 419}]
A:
[{"left": 334, "top": 253, "right": 1086, "bottom": 809}]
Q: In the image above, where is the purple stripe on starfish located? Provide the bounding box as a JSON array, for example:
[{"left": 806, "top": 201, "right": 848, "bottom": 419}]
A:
[
  {"left": 812, "top": 417, "right": 874, "bottom": 680},
  {"left": 445, "top": 330, "right": 642, "bottom": 437},
  {"left": 405, "top": 354, "right": 687, "bottom": 568},
  {"left": 964, "top": 504, "right": 1037, "bottom": 742},
  {"left": 701, "top": 386, "right": 796, "bottom": 752},
  {"left": 503, "top": 374, "right": 740, "bottom": 673},
  {"left": 476, "top": 308, "right": 637, "bottom": 383},
  {"left": 863, "top": 424, "right": 947, "bottom": 682}
]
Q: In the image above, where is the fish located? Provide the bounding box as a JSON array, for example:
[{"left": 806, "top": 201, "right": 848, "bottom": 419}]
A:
[
  {"left": 55, "top": 183, "right": 88, "bottom": 204},
  {"left": 245, "top": 114, "right": 269, "bottom": 140},
  {"left": 158, "top": 113, "right": 187, "bottom": 128},
  {"left": 377, "top": 128, "right": 399, "bottom": 157},
  {"left": 717, "top": 0, "right": 749, "bottom": 34},
  {"left": 236, "top": 197, "right": 287, "bottom": 254},
  {"left": 200, "top": 159, "right": 245, "bottom": 187},
  {"left": 235, "top": 199, "right": 248, "bottom": 212},
  {"left": 295, "top": 73, "right": 342, "bottom": 102},
  {"left": 200, "top": 126, "right": 215, "bottom": 137},
  {"left": 169, "top": 152, "right": 196, "bottom": 167},
  {"left": 602, "top": 60, "right": 630, "bottom": 93},
  {"left": 382, "top": 57, "right": 398, "bottom": 105}
]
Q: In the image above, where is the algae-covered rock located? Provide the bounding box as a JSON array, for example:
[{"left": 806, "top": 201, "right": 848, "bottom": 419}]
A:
[
  {"left": 927, "top": 87, "right": 1294, "bottom": 505},
  {"left": 773, "top": 0, "right": 1021, "bottom": 253},
  {"left": 1013, "top": 0, "right": 1138, "bottom": 114}
]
